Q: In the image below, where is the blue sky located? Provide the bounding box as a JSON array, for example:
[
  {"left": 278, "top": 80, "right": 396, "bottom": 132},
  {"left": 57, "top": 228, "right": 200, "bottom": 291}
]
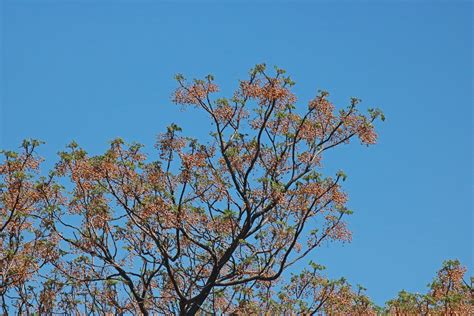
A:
[{"left": 1, "top": 0, "right": 472, "bottom": 305}]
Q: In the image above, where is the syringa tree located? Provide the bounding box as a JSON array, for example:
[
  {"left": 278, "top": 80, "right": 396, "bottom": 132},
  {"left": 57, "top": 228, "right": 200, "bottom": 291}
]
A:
[
  {"left": 0, "top": 140, "right": 61, "bottom": 314},
  {"left": 1, "top": 64, "right": 385, "bottom": 315},
  {"left": 386, "top": 260, "right": 473, "bottom": 315}
]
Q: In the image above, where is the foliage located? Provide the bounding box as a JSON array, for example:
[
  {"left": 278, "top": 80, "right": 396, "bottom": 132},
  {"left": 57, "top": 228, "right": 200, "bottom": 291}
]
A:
[
  {"left": 4, "top": 65, "right": 468, "bottom": 315},
  {"left": 385, "top": 260, "right": 473, "bottom": 315}
]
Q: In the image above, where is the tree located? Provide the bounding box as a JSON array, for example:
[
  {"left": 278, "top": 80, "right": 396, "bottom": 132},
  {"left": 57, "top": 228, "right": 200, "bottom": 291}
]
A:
[
  {"left": 0, "top": 140, "right": 61, "bottom": 314},
  {"left": 386, "top": 260, "right": 473, "bottom": 315},
  {"left": 1, "top": 64, "right": 384, "bottom": 314}
]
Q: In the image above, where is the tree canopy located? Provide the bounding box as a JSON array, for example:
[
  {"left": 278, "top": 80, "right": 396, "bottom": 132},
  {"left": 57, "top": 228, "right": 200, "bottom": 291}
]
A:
[{"left": 0, "top": 65, "right": 471, "bottom": 315}]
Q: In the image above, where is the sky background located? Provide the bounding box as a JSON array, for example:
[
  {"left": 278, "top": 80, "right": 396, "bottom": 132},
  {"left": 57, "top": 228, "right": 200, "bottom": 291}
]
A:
[{"left": 1, "top": 0, "right": 472, "bottom": 306}]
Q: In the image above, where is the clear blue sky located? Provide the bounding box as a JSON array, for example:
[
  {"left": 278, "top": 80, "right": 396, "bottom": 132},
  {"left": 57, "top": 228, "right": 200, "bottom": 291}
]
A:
[{"left": 1, "top": 0, "right": 472, "bottom": 305}]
